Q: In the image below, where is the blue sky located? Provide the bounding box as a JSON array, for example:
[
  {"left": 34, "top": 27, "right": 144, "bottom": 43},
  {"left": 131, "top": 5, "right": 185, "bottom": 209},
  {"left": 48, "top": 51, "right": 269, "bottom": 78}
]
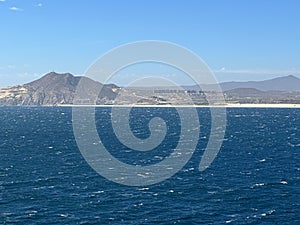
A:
[{"left": 1, "top": 0, "right": 300, "bottom": 86}]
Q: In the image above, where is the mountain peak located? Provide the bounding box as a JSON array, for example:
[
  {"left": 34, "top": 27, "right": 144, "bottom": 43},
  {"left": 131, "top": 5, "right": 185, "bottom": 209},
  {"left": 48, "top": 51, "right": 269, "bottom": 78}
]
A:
[
  {"left": 45, "top": 71, "right": 73, "bottom": 76},
  {"left": 25, "top": 72, "right": 79, "bottom": 89},
  {"left": 286, "top": 74, "right": 299, "bottom": 79},
  {"left": 41, "top": 71, "right": 75, "bottom": 80},
  {"left": 271, "top": 74, "right": 299, "bottom": 80}
]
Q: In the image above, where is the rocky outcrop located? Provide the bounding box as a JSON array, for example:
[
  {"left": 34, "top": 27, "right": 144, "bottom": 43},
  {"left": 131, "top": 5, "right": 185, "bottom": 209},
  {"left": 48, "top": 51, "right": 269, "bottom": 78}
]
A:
[{"left": 0, "top": 72, "right": 119, "bottom": 105}]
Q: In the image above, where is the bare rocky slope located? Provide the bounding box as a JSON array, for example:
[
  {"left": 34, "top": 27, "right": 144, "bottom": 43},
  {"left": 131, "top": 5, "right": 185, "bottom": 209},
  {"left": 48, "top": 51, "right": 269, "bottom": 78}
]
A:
[{"left": 0, "top": 72, "right": 118, "bottom": 105}]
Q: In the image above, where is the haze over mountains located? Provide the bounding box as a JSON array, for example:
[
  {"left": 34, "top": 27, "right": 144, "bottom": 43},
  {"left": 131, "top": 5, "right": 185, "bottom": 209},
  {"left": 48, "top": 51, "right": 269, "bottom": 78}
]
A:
[
  {"left": 0, "top": 72, "right": 299, "bottom": 105},
  {"left": 183, "top": 75, "right": 300, "bottom": 92},
  {"left": 220, "top": 75, "right": 300, "bottom": 91}
]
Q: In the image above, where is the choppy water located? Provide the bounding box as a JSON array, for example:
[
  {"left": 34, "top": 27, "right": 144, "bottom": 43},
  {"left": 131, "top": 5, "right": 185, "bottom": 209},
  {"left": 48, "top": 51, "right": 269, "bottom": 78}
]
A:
[{"left": 0, "top": 107, "right": 299, "bottom": 224}]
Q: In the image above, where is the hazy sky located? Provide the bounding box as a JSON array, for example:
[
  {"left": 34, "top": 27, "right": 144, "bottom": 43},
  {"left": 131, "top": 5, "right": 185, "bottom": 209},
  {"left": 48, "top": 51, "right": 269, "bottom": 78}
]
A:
[{"left": 1, "top": 0, "right": 300, "bottom": 86}]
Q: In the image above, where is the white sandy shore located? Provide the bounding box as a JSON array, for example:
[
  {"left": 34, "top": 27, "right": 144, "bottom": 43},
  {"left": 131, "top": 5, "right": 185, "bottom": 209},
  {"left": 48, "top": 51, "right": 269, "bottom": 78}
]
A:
[
  {"left": 224, "top": 103, "right": 300, "bottom": 108},
  {"left": 57, "top": 103, "right": 300, "bottom": 108}
]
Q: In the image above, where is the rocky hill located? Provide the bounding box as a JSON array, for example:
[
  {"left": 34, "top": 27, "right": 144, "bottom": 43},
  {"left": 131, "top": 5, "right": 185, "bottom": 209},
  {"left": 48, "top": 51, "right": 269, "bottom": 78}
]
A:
[{"left": 0, "top": 72, "right": 119, "bottom": 105}]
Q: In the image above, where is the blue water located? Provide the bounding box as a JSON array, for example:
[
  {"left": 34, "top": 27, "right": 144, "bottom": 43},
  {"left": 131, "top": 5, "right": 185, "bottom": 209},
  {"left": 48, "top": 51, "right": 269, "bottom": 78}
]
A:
[{"left": 0, "top": 107, "right": 299, "bottom": 224}]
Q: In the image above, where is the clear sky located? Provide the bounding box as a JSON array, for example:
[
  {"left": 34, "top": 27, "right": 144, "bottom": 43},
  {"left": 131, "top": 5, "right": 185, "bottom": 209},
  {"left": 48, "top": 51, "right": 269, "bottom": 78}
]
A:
[{"left": 1, "top": 0, "right": 300, "bottom": 86}]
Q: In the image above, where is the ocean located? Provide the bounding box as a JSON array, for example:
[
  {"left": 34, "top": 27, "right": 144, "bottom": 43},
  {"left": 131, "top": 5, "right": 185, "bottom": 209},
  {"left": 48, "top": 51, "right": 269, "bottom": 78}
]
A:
[{"left": 0, "top": 107, "right": 299, "bottom": 224}]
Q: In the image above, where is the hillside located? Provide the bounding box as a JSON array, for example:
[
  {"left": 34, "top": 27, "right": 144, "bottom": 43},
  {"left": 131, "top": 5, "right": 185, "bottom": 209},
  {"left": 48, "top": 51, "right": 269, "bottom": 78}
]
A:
[{"left": 0, "top": 72, "right": 118, "bottom": 105}]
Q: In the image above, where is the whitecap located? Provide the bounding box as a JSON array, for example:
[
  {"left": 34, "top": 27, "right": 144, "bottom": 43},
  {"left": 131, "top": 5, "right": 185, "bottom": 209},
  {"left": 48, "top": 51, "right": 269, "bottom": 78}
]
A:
[
  {"left": 268, "top": 209, "right": 275, "bottom": 214},
  {"left": 251, "top": 183, "right": 265, "bottom": 188},
  {"left": 26, "top": 210, "right": 37, "bottom": 215},
  {"left": 93, "top": 190, "right": 104, "bottom": 194},
  {"left": 139, "top": 187, "right": 149, "bottom": 191}
]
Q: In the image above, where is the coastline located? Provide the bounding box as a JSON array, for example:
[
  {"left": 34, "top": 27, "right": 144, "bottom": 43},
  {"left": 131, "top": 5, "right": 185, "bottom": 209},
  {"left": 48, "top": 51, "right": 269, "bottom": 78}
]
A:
[
  {"left": 56, "top": 103, "right": 300, "bottom": 108},
  {"left": 1, "top": 104, "right": 300, "bottom": 108}
]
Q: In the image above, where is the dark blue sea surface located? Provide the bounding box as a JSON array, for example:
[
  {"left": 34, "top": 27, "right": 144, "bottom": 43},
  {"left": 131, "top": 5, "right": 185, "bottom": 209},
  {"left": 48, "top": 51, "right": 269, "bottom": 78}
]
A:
[{"left": 0, "top": 107, "right": 299, "bottom": 224}]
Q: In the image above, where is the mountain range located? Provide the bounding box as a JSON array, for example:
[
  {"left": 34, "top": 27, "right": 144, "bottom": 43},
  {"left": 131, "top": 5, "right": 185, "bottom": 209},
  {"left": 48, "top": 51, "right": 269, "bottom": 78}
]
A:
[
  {"left": 220, "top": 75, "right": 300, "bottom": 91},
  {"left": 0, "top": 72, "right": 299, "bottom": 105},
  {"left": 183, "top": 75, "right": 300, "bottom": 92}
]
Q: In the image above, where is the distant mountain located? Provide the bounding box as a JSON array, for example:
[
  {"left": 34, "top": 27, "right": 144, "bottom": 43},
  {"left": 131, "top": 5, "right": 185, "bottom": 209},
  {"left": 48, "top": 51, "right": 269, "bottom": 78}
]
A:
[
  {"left": 182, "top": 75, "right": 300, "bottom": 92},
  {"left": 0, "top": 72, "right": 118, "bottom": 105},
  {"left": 220, "top": 75, "right": 300, "bottom": 91}
]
